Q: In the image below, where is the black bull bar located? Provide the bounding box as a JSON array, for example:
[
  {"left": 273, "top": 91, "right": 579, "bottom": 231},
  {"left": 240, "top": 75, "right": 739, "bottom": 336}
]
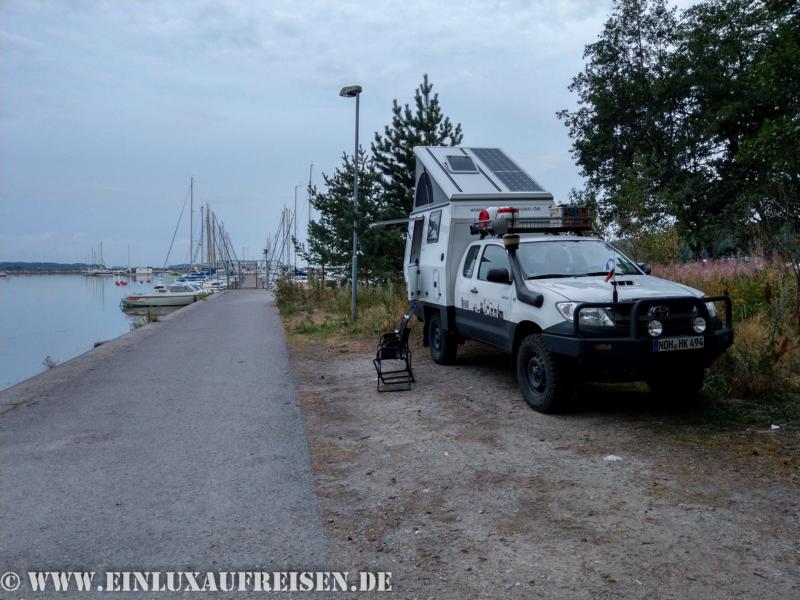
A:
[{"left": 573, "top": 295, "right": 733, "bottom": 337}]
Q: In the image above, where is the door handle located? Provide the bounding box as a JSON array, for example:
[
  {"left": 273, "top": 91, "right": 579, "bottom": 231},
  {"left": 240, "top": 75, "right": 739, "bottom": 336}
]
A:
[{"left": 470, "top": 287, "right": 478, "bottom": 294}]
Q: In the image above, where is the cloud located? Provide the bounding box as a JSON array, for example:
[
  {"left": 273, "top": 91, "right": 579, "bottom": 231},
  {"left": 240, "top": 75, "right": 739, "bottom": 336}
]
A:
[
  {"left": 0, "top": 28, "right": 41, "bottom": 50},
  {"left": 1, "top": 0, "right": 628, "bottom": 263}
]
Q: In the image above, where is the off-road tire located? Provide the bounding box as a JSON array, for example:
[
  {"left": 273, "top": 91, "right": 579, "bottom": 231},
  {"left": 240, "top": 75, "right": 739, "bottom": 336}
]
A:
[
  {"left": 516, "top": 334, "right": 570, "bottom": 413},
  {"left": 429, "top": 313, "right": 457, "bottom": 365},
  {"left": 647, "top": 368, "right": 705, "bottom": 407}
]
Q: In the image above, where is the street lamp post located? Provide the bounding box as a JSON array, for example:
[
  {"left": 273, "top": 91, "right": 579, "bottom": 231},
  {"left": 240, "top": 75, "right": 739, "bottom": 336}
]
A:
[
  {"left": 294, "top": 184, "right": 301, "bottom": 277},
  {"left": 264, "top": 246, "right": 269, "bottom": 290},
  {"left": 339, "top": 84, "right": 362, "bottom": 324}
]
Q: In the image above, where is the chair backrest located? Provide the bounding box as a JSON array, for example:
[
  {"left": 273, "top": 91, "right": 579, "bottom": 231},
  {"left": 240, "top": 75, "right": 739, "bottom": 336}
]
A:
[{"left": 397, "top": 313, "right": 412, "bottom": 346}]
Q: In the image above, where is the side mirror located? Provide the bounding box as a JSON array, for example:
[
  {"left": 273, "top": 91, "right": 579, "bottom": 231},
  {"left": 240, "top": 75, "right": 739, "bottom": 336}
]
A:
[
  {"left": 487, "top": 268, "right": 512, "bottom": 284},
  {"left": 637, "top": 262, "right": 652, "bottom": 275}
]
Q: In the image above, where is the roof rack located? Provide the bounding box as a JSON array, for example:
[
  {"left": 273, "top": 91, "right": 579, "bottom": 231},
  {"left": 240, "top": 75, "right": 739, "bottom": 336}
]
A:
[{"left": 470, "top": 215, "right": 593, "bottom": 237}]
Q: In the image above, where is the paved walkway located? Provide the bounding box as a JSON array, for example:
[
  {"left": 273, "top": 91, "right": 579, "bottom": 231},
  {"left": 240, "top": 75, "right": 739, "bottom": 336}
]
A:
[{"left": 0, "top": 291, "right": 327, "bottom": 575}]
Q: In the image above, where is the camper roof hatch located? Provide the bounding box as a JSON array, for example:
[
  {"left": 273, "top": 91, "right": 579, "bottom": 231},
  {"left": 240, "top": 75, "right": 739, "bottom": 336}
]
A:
[{"left": 446, "top": 155, "right": 478, "bottom": 174}]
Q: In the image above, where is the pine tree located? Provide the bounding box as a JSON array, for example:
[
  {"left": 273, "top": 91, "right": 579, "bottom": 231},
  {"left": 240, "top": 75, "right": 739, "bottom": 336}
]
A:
[
  {"left": 372, "top": 74, "right": 463, "bottom": 218},
  {"left": 301, "top": 149, "right": 401, "bottom": 282}
]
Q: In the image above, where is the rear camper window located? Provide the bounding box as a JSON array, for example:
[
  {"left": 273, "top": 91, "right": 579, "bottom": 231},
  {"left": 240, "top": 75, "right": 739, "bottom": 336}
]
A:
[
  {"left": 426, "top": 210, "right": 442, "bottom": 243},
  {"left": 414, "top": 171, "right": 433, "bottom": 208},
  {"left": 478, "top": 245, "right": 510, "bottom": 281},
  {"left": 462, "top": 246, "right": 480, "bottom": 278}
]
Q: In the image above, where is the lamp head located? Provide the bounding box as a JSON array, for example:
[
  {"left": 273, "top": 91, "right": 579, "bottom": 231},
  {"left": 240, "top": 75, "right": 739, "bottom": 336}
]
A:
[{"left": 339, "top": 85, "right": 362, "bottom": 98}]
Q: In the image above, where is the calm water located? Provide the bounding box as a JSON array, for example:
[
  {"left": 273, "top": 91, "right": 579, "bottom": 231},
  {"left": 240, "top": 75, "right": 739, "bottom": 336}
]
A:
[{"left": 0, "top": 274, "right": 161, "bottom": 390}]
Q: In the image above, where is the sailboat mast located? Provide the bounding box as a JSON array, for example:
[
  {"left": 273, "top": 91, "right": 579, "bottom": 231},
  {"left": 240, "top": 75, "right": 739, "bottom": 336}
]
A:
[
  {"left": 307, "top": 162, "right": 313, "bottom": 227},
  {"left": 189, "top": 176, "right": 194, "bottom": 267},
  {"left": 199, "top": 205, "right": 204, "bottom": 266},
  {"left": 206, "top": 204, "right": 214, "bottom": 268}
]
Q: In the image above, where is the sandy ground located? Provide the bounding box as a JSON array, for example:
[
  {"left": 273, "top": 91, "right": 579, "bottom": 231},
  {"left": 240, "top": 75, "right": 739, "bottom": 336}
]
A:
[{"left": 288, "top": 333, "right": 799, "bottom": 599}]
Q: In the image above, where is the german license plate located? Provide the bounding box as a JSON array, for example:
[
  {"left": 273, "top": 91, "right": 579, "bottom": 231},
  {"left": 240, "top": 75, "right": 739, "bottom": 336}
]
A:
[{"left": 653, "top": 336, "right": 705, "bottom": 352}]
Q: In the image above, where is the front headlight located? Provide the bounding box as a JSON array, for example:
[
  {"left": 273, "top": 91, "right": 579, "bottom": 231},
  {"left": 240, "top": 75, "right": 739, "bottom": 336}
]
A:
[
  {"left": 705, "top": 301, "right": 717, "bottom": 318},
  {"left": 557, "top": 302, "right": 615, "bottom": 327}
]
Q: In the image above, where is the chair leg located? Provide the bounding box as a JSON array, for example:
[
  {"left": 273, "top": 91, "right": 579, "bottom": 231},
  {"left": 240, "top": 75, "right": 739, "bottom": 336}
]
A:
[{"left": 373, "top": 355, "right": 414, "bottom": 392}]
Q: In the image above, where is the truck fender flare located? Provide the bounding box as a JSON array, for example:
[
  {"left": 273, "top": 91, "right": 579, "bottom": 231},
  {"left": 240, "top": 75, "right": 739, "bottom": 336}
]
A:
[{"left": 512, "top": 321, "right": 543, "bottom": 363}]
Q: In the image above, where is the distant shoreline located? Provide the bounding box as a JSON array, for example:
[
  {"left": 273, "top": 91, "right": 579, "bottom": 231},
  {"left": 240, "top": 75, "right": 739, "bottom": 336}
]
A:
[
  {"left": 1, "top": 269, "right": 169, "bottom": 276},
  {"left": 2, "top": 270, "right": 88, "bottom": 275}
]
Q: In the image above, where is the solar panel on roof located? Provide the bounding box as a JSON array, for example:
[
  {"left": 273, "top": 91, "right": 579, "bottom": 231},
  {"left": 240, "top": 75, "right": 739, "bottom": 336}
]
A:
[
  {"left": 470, "top": 148, "right": 543, "bottom": 192},
  {"left": 446, "top": 155, "right": 478, "bottom": 173}
]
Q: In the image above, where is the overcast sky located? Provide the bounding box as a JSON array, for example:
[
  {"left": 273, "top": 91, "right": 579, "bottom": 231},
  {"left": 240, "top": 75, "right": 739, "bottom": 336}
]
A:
[{"left": 0, "top": 0, "right": 692, "bottom": 266}]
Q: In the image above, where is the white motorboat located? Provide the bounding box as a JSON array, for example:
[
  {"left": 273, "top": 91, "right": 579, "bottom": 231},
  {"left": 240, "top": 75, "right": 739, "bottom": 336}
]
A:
[
  {"left": 84, "top": 268, "right": 114, "bottom": 276},
  {"left": 199, "top": 278, "right": 226, "bottom": 292},
  {"left": 121, "top": 283, "right": 205, "bottom": 307}
]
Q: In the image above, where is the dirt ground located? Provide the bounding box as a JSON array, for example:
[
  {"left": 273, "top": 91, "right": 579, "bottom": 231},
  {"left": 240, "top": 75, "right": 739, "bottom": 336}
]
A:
[{"left": 287, "top": 331, "right": 799, "bottom": 599}]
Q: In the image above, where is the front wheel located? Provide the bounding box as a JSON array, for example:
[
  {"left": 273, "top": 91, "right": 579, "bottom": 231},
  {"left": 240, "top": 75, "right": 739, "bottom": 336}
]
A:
[
  {"left": 429, "top": 313, "right": 457, "bottom": 365},
  {"left": 516, "top": 334, "right": 570, "bottom": 413}
]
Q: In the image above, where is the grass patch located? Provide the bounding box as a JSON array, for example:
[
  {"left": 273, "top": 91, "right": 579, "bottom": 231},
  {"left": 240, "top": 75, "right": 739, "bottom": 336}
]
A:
[
  {"left": 275, "top": 276, "right": 410, "bottom": 338},
  {"left": 42, "top": 355, "right": 59, "bottom": 370},
  {"left": 130, "top": 319, "right": 147, "bottom": 331}
]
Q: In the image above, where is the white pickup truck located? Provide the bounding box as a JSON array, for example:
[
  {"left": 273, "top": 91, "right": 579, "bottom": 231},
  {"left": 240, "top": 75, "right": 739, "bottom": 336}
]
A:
[{"left": 396, "top": 146, "right": 733, "bottom": 412}]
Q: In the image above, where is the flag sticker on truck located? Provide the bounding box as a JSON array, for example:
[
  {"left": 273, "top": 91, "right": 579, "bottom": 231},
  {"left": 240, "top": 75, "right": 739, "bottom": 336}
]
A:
[{"left": 653, "top": 336, "right": 705, "bottom": 352}]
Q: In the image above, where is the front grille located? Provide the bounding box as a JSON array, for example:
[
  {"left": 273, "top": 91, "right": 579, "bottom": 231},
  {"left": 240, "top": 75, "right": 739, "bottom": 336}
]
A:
[{"left": 609, "top": 300, "right": 703, "bottom": 337}]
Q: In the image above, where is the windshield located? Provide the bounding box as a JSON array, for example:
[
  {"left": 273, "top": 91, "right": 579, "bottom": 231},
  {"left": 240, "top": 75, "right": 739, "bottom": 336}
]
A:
[{"left": 516, "top": 240, "right": 640, "bottom": 279}]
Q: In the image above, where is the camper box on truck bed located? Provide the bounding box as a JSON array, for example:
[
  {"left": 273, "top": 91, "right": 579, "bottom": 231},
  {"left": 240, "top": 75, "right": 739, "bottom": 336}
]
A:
[{"left": 405, "top": 146, "right": 554, "bottom": 314}]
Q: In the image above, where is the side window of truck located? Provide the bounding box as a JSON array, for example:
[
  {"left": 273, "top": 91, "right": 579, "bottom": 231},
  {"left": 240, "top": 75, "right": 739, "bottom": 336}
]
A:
[
  {"left": 462, "top": 245, "right": 480, "bottom": 278},
  {"left": 478, "top": 245, "right": 510, "bottom": 281}
]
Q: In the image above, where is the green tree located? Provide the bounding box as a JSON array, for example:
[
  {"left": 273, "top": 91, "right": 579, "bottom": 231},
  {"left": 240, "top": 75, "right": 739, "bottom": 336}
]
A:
[
  {"left": 677, "top": 0, "right": 799, "bottom": 250},
  {"left": 301, "top": 149, "right": 401, "bottom": 282},
  {"left": 562, "top": 0, "right": 799, "bottom": 260},
  {"left": 372, "top": 74, "right": 463, "bottom": 219},
  {"left": 558, "top": 0, "right": 683, "bottom": 245}
]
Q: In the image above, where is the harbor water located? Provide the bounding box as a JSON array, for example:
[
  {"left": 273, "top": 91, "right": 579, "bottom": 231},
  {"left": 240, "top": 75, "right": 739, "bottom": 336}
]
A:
[{"left": 0, "top": 274, "right": 162, "bottom": 390}]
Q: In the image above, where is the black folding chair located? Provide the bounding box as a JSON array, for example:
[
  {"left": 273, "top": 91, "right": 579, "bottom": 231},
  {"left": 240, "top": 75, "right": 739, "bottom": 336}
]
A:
[{"left": 373, "top": 311, "right": 415, "bottom": 391}]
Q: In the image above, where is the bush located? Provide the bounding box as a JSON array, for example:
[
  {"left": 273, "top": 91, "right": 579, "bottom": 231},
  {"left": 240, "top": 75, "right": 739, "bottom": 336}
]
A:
[
  {"left": 655, "top": 258, "right": 799, "bottom": 400},
  {"left": 711, "top": 318, "right": 799, "bottom": 399},
  {"left": 653, "top": 258, "right": 796, "bottom": 322}
]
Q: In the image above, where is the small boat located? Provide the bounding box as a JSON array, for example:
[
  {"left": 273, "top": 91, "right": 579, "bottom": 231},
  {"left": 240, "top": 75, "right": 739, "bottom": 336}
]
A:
[
  {"left": 0, "top": 271, "right": 7, "bottom": 277},
  {"left": 120, "top": 283, "right": 204, "bottom": 307},
  {"left": 205, "top": 278, "right": 227, "bottom": 291},
  {"left": 84, "top": 268, "right": 114, "bottom": 276}
]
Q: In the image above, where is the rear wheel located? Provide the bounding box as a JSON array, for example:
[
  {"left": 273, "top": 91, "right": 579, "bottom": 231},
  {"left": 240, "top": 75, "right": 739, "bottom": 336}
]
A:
[
  {"left": 516, "top": 334, "right": 570, "bottom": 413},
  {"left": 429, "top": 313, "right": 457, "bottom": 365},
  {"left": 647, "top": 368, "right": 705, "bottom": 406}
]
